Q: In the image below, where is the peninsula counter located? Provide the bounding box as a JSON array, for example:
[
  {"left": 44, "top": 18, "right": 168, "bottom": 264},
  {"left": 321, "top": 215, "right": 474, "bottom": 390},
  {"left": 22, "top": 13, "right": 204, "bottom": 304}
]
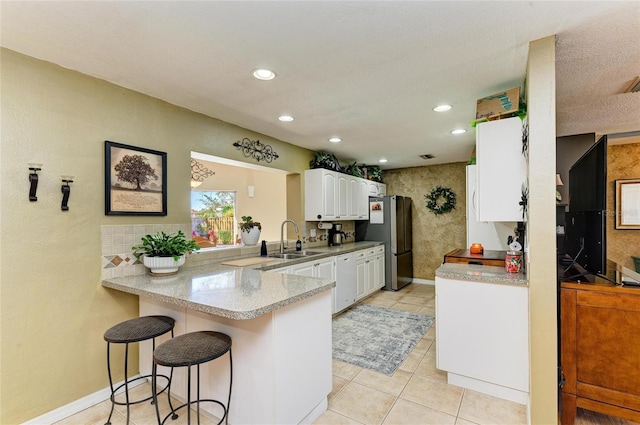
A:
[{"left": 103, "top": 264, "right": 335, "bottom": 424}]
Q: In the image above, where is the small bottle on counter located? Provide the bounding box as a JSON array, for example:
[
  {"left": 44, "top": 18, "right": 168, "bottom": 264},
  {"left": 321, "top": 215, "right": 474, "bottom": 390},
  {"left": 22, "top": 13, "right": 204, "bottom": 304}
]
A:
[
  {"left": 296, "top": 238, "right": 302, "bottom": 251},
  {"left": 260, "top": 240, "right": 268, "bottom": 257}
]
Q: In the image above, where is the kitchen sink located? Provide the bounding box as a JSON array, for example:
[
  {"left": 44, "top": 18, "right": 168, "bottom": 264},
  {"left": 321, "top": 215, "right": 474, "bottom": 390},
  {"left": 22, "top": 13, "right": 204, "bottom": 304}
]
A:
[
  {"left": 295, "top": 251, "right": 323, "bottom": 256},
  {"left": 269, "top": 253, "right": 304, "bottom": 259},
  {"left": 269, "top": 251, "right": 323, "bottom": 259}
]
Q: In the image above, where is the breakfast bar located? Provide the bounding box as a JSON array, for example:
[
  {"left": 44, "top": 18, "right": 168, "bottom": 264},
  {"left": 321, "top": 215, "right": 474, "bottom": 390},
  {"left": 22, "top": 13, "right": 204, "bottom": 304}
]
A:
[{"left": 102, "top": 264, "right": 335, "bottom": 424}]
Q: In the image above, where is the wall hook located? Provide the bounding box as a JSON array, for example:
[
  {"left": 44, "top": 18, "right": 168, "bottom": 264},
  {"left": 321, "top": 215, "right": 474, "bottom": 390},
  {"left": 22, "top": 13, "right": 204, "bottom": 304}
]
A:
[
  {"left": 28, "top": 163, "right": 43, "bottom": 202},
  {"left": 61, "top": 176, "right": 74, "bottom": 211}
]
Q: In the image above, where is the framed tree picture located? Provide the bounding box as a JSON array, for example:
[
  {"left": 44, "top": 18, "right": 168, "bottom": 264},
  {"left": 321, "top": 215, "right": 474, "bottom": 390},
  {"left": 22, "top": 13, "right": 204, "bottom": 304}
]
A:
[
  {"left": 615, "top": 178, "right": 640, "bottom": 229},
  {"left": 105, "top": 141, "right": 167, "bottom": 215}
]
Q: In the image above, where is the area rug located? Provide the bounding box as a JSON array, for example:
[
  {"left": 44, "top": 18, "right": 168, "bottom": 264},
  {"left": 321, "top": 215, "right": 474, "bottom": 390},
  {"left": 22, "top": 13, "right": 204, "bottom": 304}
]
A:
[{"left": 332, "top": 304, "right": 434, "bottom": 376}]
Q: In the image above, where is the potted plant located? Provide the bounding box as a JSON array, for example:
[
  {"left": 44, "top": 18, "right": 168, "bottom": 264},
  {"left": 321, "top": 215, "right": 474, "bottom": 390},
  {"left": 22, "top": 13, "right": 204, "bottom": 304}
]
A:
[
  {"left": 132, "top": 230, "right": 200, "bottom": 275},
  {"left": 239, "top": 215, "right": 261, "bottom": 246}
]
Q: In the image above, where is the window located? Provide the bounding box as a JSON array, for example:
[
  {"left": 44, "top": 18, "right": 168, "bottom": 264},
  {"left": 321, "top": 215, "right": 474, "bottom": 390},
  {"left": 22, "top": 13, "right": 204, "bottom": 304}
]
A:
[{"left": 191, "top": 191, "right": 238, "bottom": 247}]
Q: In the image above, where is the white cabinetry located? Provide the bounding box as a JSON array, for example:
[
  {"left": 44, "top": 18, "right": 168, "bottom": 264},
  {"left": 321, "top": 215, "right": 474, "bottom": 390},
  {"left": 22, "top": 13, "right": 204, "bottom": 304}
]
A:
[
  {"left": 373, "top": 245, "right": 385, "bottom": 290},
  {"left": 356, "top": 250, "right": 367, "bottom": 300},
  {"left": 357, "top": 245, "right": 385, "bottom": 300},
  {"left": 475, "top": 116, "right": 526, "bottom": 222},
  {"left": 335, "top": 253, "right": 357, "bottom": 313},
  {"left": 305, "top": 169, "right": 385, "bottom": 221},
  {"left": 435, "top": 276, "right": 529, "bottom": 404},
  {"left": 290, "top": 257, "right": 335, "bottom": 281},
  {"left": 466, "top": 165, "right": 515, "bottom": 250},
  {"left": 358, "top": 179, "right": 370, "bottom": 219},
  {"left": 305, "top": 169, "right": 338, "bottom": 221}
]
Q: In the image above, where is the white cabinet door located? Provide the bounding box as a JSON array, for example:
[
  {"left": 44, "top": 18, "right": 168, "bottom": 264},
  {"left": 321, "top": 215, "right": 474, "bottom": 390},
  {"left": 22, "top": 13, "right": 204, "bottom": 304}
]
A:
[
  {"left": 304, "top": 169, "right": 337, "bottom": 221},
  {"left": 314, "top": 257, "right": 335, "bottom": 281},
  {"left": 290, "top": 261, "right": 315, "bottom": 277},
  {"left": 337, "top": 174, "right": 348, "bottom": 219},
  {"left": 377, "top": 183, "right": 386, "bottom": 196},
  {"left": 270, "top": 266, "right": 290, "bottom": 274},
  {"left": 368, "top": 181, "right": 379, "bottom": 196},
  {"left": 356, "top": 251, "right": 367, "bottom": 300},
  {"left": 435, "top": 277, "right": 529, "bottom": 395},
  {"left": 358, "top": 179, "right": 370, "bottom": 219},
  {"left": 466, "top": 165, "right": 514, "bottom": 250},
  {"left": 335, "top": 253, "right": 357, "bottom": 313},
  {"left": 347, "top": 176, "right": 360, "bottom": 220},
  {"left": 476, "top": 117, "right": 526, "bottom": 222},
  {"left": 373, "top": 245, "right": 385, "bottom": 290}
]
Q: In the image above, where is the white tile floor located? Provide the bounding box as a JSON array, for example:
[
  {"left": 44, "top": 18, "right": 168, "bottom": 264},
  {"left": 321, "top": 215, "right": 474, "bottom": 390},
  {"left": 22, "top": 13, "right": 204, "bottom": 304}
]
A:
[{"left": 56, "top": 283, "right": 635, "bottom": 425}]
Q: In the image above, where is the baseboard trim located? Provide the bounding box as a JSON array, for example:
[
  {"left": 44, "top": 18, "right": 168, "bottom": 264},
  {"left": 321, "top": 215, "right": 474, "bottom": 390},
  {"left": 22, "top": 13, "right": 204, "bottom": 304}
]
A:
[
  {"left": 22, "top": 375, "right": 144, "bottom": 425},
  {"left": 412, "top": 278, "right": 435, "bottom": 285}
]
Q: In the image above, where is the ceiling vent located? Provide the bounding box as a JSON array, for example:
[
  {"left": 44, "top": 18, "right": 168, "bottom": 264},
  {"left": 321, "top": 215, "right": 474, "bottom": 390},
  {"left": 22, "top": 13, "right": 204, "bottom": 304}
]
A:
[
  {"left": 420, "top": 154, "right": 435, "bottom": 160},
  {"left": 623, "top": 76, "right": 640, "bottom": 93}
]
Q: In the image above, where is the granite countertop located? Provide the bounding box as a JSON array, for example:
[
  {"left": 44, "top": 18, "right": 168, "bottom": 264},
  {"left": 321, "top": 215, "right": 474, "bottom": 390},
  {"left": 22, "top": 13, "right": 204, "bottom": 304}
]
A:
[
  {"left": 102, "top": 242, "right": 383, "bottom": 320},
  {"left": 436, "top": 262, "right": 528, "bottom": 286},
  {"left": 102, "top": 264, "right": 335, "bottom": 320}
]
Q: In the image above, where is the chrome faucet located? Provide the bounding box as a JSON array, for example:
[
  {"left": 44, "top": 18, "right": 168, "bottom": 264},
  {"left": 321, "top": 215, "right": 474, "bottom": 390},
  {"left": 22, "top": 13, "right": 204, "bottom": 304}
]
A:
[{"left": 280, "top": 219, "right": 299, "bottom": 253}]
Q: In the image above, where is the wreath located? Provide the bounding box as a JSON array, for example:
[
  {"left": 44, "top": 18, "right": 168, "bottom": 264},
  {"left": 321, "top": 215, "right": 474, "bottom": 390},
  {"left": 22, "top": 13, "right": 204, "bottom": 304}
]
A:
[{"left": 425, "top": 186, "right": 456, "bottom": 215}]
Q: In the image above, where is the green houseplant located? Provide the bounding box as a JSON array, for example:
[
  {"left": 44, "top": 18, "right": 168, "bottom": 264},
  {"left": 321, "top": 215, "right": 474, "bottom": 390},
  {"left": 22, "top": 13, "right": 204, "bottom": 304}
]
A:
[
  {"left": 239, "top": 216, "right": 261, "bottom": 245},
  {"left": 132, "top": 230, "right": 200, "bottom": 274}
]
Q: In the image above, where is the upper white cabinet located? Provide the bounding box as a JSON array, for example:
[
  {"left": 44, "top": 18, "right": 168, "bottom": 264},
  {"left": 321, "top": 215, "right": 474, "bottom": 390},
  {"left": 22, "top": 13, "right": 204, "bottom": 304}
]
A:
[
  {"left": 305, "top": 169, "right": 338, "bottom": 221},
  {"left": 475, "top": 117, "right": 526, "bottom": 222},
  {"left": 305, "top": 169, "right": 386, "bottom": 221}
]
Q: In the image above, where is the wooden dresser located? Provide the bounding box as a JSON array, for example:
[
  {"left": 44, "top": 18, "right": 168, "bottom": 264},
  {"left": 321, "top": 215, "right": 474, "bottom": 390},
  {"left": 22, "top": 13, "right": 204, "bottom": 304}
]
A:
[
  {"left": 443, "top": 248, "right": 506, "bottom": 267},
  {"left": 560, "top": 281, "right": 640, "bottom": 424}
]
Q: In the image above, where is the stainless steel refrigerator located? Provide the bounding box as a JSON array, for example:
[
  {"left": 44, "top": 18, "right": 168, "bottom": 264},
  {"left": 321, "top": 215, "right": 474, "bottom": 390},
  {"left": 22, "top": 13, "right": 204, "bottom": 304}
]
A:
[{"left": 355, "top": 195, "right": 413, "bottom": 290}]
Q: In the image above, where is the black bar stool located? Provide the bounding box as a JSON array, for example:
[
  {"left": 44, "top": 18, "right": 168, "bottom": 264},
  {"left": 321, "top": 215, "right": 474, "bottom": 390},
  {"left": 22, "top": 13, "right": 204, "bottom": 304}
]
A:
[
  {"left": 152, "top": 331, "right": 232, "bottom": 425},
  {"left": 104, "top": 315, "right": 176, "bottom": 425}
]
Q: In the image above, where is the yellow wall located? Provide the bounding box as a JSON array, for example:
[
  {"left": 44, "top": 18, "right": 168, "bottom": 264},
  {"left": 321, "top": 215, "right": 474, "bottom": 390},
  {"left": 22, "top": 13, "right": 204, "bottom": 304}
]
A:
[
  {"left": 607, "top": 141, "right": 640, "bottom": 271},
  {"left": 0, "top": 48, "right": 313, "bottom": 423},
  {"left": 383, "top": 163, "right": 467, "bottom": 280},
  {"left": 526, "top": 36, "right": 558, "bottom": 424}
]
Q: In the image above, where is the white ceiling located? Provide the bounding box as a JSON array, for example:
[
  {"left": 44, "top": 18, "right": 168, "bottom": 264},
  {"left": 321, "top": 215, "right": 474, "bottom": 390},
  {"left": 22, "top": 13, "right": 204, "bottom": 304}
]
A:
[{"left": 1, "top": 1, "right": 639, "bottom": 169}]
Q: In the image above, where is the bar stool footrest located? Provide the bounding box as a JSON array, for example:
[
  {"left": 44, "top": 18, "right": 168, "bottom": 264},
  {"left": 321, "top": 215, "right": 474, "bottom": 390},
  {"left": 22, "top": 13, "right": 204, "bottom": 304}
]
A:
[
  {"left": 160, "top": 399, "right": 228, "bottom": 425},
  {"left": 109, "top": 374, "right": 171, "bottom": 407}
]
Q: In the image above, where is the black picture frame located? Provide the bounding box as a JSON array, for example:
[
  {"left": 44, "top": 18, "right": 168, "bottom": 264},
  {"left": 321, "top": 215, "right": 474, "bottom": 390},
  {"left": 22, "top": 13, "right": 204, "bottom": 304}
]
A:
[{"left": 105, "top": 141, "right": 167, "bottom": 216}]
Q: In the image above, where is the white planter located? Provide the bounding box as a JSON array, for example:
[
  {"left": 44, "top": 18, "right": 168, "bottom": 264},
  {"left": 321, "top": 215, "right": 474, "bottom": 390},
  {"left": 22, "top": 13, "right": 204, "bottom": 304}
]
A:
[
  {"left": 241, "top": 226, "right": 261, "bottom": 246},
  {"left": 143, "top": 255, "right": 186, "bottom": 275}
]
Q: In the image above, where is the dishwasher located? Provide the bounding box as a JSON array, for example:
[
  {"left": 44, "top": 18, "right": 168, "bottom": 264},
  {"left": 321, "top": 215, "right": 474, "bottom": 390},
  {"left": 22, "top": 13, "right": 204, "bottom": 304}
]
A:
[{"left": 335, "top": 252, "right": 357, "bottom": 313}]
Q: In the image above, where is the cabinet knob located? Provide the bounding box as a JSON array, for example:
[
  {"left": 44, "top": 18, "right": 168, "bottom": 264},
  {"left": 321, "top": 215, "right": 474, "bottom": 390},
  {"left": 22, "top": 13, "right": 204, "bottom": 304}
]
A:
[{"left": 317, "top": 214, "right": 322, "bottom": 219}]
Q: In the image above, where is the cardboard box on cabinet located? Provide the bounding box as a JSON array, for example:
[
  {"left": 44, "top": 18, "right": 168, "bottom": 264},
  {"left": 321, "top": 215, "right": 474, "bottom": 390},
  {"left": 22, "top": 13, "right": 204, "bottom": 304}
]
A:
[{"left": 476, "top": 87, "right": 520, "bottom": 120}]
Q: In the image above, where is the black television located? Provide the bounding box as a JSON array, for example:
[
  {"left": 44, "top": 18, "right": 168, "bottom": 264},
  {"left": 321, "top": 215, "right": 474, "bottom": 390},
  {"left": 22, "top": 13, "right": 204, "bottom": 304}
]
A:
[{"left": 564, "top": 136, "right": 607, "bottom": 276}]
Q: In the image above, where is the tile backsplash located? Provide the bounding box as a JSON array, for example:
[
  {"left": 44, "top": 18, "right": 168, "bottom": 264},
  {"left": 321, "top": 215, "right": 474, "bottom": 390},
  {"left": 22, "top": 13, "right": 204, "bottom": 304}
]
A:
[
  {"left": 101, "top": 221, "right": 359, "bottom": 280},
  {"left": 101, "top": 224, "right": 190, "bottom": 279}
]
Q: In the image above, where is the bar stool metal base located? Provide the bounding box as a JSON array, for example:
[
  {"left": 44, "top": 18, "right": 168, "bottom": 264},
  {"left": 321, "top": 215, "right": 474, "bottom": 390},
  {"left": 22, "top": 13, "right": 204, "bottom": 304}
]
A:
[
  {"left": 152, "top": 331, "right": 232, "bottom": 425},
  {"left": 104, "top": 316, "right": 176, "bottom": 425}
]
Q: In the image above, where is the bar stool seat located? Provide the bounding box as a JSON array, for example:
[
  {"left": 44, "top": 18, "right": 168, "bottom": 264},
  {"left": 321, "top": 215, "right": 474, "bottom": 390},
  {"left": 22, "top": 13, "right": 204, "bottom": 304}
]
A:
[
  {"left": 104, "top": 315, "right": 175, "bottom": 425},
  {"left": 152, "top": 331, "right": 232, "bottom": 425}
]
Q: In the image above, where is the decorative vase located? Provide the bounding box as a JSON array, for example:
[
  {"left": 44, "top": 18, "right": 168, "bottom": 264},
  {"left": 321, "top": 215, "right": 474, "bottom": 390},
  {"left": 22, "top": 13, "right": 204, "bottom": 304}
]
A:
[
  {"left": 240, "top": 226, "right": 261, "bottom": 246},
  {"left": 143, "top": 255, "right": 186, "bottom": 275}
]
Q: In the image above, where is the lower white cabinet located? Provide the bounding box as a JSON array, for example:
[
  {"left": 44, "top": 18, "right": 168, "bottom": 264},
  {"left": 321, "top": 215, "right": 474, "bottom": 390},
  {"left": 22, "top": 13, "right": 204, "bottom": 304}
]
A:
[
  {"left": 356, "top": 250, "right": 367, "bottom": 300},
  {"left": 335, "top": 252, "right": 357, "bottom": 313},
  {"left": 357, "top": 246, "right": 385, "bottom": 301},
  {"left": 435, "top": 276, "right": 529, "bottom": 404},
  {"left": 273, "top": 246, "right": 384, "bottom": 313},
  {"left": 290, "top": 257, "right": 335, "bottom": 280}
]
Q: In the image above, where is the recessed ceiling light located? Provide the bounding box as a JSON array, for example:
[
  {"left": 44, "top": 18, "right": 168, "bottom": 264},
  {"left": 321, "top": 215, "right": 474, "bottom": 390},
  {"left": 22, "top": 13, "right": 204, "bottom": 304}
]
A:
[
  {"left": 379, "top": 158, "right": 388, "bottom": 163},
  {"left": 278, "top": 115, "right": 294, "bottom": 122},
  {"left": 433, "top": 104, "right": 452, "bottom": 112},
  {"left": 252, "top": 68, "right": 276, "bottom": 80},
  {"left": 451, "top": 129, "right": 466, "bottom": 135},
  {"left": 329, "top": 137, "right": 342, "bottom": 143}
]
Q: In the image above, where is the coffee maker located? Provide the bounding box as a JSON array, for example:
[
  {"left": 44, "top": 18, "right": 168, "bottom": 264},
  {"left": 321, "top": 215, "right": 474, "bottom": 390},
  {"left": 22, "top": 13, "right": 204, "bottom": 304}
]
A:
[{"left": 328, "top": 223, "right": 346, "bottom": 246}]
